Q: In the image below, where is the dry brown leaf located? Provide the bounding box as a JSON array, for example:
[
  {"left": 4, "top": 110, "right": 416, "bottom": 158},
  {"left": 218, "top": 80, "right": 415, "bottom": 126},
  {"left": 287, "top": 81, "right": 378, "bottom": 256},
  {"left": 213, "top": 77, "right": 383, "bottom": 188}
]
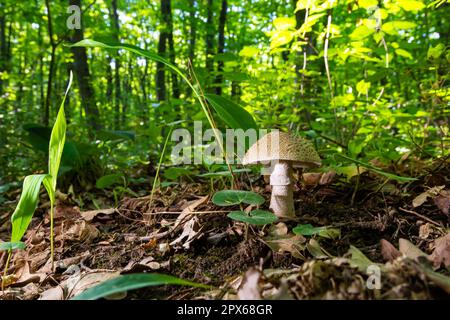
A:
[
  {"left": 419, "top": 223, "right": 433, "bottom": 239},
  {"left": 434, "top": 190, "right": 450, "bottom": 216},
  {"left": 80, "top": 208, "right": 117, "bottom": 221},
  {"left": 265, "top": 235, "right": 306, "bottom": 259},
  {"left": 39, "top": 270, "right": 120, "bottom": 300},
  {"left": 302, "top": 172, "right": 322, "bottom": 186},
  {"left": 412, "top": 185, "right": 445, "bottom": 208},
  {"left": 65, "top": 220, "right": 100, "bottom": 243},
  {"left": 170, "top": 216, "right": 202, "bottom": 249},
  {"left": 430, "top": 233, "right": 450, "bottom": 268},
  {"left": 173, "top": 195, "right": 208, "bottom": 230},
  {"left": 237, "top": 268, "right": 262, "bottom": 300},
  {"left": 380, "top": 239, "right": 401, "bottom": 262},
  {"left": 268, "top": 222, "right": 288, "bottom": 237},
  {"left": 319, "top": 171, "right": 336, "bottom": 185}
]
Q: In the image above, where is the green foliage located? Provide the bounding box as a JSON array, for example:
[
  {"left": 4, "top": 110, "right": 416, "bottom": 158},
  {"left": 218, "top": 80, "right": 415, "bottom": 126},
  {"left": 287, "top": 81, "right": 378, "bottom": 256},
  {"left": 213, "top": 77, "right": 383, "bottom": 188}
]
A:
[
  {"left": 0, "top": 241, "right": 26, "bottom": 251},
  {"left": 4, "top": 73, "right": 72, "bottom": 265},
  {"left": 293, "top": 224, "right": 341, "bottom": 239},
  {"left": 227, "top": 210, "right": 277, "bottom": 225},
  {"left": 212, "top": 190, "right": 265, "bottom": 206},
  {"left": 71, "top": 273, "right": 209, "bottom": 300},
  {"left": 9, "top": 174, "right": 49, "bottom": 243},
  {"left": 96, "top": 173, "right": 125, "bottom": 189},
  {"left": 204, "top": 94, "right": 258, "bottom": 130}
]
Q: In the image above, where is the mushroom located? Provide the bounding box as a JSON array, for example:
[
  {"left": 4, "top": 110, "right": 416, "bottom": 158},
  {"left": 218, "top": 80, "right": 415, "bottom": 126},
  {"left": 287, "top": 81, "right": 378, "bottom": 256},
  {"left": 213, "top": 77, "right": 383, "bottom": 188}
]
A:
[{"left": 242, "top": 131, "right": 321, "bottom": 218}]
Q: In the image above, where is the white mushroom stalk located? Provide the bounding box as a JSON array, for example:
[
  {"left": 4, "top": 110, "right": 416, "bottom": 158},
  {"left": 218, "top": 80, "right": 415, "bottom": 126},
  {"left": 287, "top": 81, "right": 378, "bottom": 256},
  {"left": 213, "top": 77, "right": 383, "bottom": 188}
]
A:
[
  {"left": 243, "top": 131, "right": 321, "bottom": 219},
  {"left": 270, "top": 161, "right": 295, "bottom": 217}
]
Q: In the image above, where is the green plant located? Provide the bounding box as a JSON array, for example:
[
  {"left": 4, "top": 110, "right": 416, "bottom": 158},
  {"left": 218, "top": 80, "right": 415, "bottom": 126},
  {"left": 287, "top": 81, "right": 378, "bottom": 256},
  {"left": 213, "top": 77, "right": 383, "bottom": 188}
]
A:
[
  {"left": 1, "top": 72, "right": 72, "bottom": 282},
  {"left": 212, "top": 190, "right": 277, "bottom": 225},
  {"left": 71, "top": 273, "right": 210, "bottom": 300},
  {"left": 70, "top": 40, "right": 258, "bottom": 187}
]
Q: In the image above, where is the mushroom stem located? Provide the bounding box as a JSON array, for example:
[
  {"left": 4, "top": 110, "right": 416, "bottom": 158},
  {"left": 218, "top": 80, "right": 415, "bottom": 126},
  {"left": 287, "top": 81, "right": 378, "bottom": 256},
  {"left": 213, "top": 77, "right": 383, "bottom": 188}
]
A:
[{"left": 269, "top": 161, "right": 295, "bottom": 218}]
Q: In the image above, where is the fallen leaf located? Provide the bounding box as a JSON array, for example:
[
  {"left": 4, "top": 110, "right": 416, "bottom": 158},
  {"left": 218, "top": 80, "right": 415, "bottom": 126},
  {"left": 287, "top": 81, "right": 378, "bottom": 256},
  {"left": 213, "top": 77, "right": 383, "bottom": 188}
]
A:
[
  {"left": 80, "top": 208, "right": 117, "bottom": 221},
  {"left": 174, "top": 195, "right": 208, "bottom": 229},
  {"left": 237, "top": 268, "right": 261, "bottom": 300},
  {"left": 412, "top": 185, "right": 445, "bottom": 208},
  {"left": 306, "top": 239, "right": 331, "bottom": 259},
  {"left": 268, "top": 222, "right": 288, "bottom": 237},
  {"left": 430, "top": 233, "right": 450, "bottom": 268},
  {"left": 170, "top": 216, "right": 202, "bottom": 249},
  {"left": 434, "top": 190, "right": 450, "bottom": 216},
  {"left": 319, "top": 171, "right": 336, "bottom": 185},
  {"left": 399, "top": 238, "right": 429, "bottom": 261},
  {"left": 265, "top": 234, "right": 306, "bottom": 259},
  {"left": 65, "top": 220, "right": 100, "bottom": 243},
  {"left": 380, "top": 239, "right": 401, "bottom": 262},
  {"left": 419, "top": 223, "right": 433, "bottom": 239}
]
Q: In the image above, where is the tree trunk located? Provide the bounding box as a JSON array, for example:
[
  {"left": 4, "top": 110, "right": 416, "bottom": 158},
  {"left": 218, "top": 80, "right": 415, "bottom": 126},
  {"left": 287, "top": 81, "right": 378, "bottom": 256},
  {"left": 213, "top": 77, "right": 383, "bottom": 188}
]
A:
[
  {"left": 156, "top": 0, "right": 170, "bottom": 101},
  {"left": 186, "top": 0, "right": 196, "bottom": 97},
  {"left": 109, "top": 0, "right": 122, "bottom": 129},
  {"left": 165, "top": 0, "right": 180, "bottom": 99},
  {"left": 69, "top": 0, "right": 101, "bottom": 130},
  {"left": 214, "top": 0, "right": 227, "bottom": 95},
  {"left": 44, "top": 0, "right": 57, "bottom": 127},
  {"left": 205, "top": 0, "right": 215, "bottom": 90}
]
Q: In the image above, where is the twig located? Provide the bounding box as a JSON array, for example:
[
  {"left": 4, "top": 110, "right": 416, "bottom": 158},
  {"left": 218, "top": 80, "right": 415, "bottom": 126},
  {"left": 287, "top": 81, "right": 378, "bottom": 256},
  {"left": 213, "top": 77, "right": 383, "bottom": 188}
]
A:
[{"left": 398, "top": 207, "right": 441, "bottom": 227}]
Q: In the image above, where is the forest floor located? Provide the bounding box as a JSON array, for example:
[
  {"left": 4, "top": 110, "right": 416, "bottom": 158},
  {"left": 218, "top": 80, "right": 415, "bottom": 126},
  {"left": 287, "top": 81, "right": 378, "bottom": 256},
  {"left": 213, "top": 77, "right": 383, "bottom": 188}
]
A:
[{"left": 1, "top": 160, "right": 449, "bottom": 300}]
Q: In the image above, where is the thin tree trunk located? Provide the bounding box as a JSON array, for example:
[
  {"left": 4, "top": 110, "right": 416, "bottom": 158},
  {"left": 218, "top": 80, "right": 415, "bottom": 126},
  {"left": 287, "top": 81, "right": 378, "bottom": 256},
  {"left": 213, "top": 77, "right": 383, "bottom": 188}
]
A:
[
  {"left": 156, "top": 0, "right": 169, "bottom": 101},
  {"left": 186, "top": 0, "right": 196, "bottom": 97},
  {"left": 44, "top": 0, "right": 57, "bottom": 127},
  {"left": 109, "top": 0, "right": 122, "bottom": 129},
  {"left": 69, "top": 0, "right": 101, "bottom": 130},
  {"left": 165, "top": 0, "right": 180, "bottom": 99},
  {"left": 205, "top": 0, "right": 215, "bottom": 90},
  {"left": 214, "top": 0, "right": 227, "bottom": 95}
]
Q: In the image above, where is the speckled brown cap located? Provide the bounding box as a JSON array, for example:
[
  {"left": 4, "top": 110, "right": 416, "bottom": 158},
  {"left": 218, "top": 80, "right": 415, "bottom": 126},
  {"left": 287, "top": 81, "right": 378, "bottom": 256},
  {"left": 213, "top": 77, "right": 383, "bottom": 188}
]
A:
[{"left": 242, "top": 131, "right": 321, "bottom": 168}]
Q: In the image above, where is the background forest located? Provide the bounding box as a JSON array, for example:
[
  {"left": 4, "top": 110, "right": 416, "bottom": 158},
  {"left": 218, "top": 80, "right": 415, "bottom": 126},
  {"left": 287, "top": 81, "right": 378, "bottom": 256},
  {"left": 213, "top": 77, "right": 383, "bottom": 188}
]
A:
[
  {"left": 0, "top": 0, "right": 449, "bottom": 300},
  {"left": 0, "top": 0, "right": 448, "bottom": 186}
]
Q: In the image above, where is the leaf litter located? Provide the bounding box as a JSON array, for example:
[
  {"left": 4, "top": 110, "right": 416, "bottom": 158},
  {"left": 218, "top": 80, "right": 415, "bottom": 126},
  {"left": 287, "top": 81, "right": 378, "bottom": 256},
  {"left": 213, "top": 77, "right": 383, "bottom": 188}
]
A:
[{"left": 0, "top": 162, "right": 450, "bottom": 300}]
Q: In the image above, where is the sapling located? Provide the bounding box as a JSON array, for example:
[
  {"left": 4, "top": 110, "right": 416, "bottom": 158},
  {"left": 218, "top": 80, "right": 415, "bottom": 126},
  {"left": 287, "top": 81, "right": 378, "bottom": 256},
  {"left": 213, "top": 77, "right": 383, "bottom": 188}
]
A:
[{"left": 1, "top": 72, "right": 72, "bottom": 286}]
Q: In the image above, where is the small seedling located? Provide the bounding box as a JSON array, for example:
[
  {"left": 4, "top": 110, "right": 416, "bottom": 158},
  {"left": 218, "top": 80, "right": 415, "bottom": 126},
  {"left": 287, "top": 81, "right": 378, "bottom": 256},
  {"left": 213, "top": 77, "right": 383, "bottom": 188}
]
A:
[{"left": 212, "top": 190, "right": 277, "bottom": 227}]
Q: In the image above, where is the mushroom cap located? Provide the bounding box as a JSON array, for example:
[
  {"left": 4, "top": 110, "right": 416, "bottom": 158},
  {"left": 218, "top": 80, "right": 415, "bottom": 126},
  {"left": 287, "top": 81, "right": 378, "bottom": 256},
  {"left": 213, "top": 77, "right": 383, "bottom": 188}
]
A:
[{"left": 242, "top": 131, "right": 321, "bottom": 168}]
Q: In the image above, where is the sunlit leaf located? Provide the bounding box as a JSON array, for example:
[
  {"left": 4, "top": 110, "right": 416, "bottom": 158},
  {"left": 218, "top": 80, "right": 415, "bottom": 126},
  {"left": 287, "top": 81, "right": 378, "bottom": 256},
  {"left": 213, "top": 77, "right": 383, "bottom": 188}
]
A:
[{"left": 10, "top": 174, "right": 49, "bottom": 242}]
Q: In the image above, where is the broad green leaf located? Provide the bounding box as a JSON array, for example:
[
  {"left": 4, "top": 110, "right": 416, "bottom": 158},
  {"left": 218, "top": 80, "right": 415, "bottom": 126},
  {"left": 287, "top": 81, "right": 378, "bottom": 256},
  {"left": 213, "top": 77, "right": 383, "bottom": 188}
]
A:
[
  {"left": 397, "top": 0, "right": 425, "bottom": 11},
  {"left": 212, "top": 190, "right": 265, "bottom": 206},
  {"left": 382, "top": 21, "right": 417, "bottom": 36},
  {"left": 164, "top": 167, "right": 193, "bottom": 180},
  {"left": 10, "top": 174, "right": 49, "bottom": 242},
  {"left": 335, "top": 154, "right": 417, "bottom": 182},
  {"left": 239, "top": 46, "right": 259, "bottom": 58},
  {"left": 350, "top": 25, "right": 375, "bottom": 40},
  {"left": 293, "top": 224, "right": 341, "bottom": 239},
  {"left": 270, "top": 30, "right": 294, "bottom": 49},
  {"left": 228, "top": 210, "right": 277, "bottom": 225},
  {"left": 359, "top": 0, "right": 378, "bottom": 9},
  {"left": 48, "top": 71, "right": 72, "bottom": 195},
  {"left": 273, "top": 17, "right": 296, "bottom": 30},
  {"left": 395, "top": 48, "right": 413, "bottom": 59},
  {"left": 96, "top": 173, "right": 125, "bottom": 189},
  {"left": 204, "top": 94, "right": 257, "bottom": 130},
  {"left": 0, "top": 241, "right": 26, "bottom": 251},
  {"left": 356, "top": 79, "right": 371, "bottom": 95},
  {"left": 71, "top": 273, "right": 209, "bottom": 300},
  {"left": 427, "top": 43, "right": 445, "bottom": 60}
]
